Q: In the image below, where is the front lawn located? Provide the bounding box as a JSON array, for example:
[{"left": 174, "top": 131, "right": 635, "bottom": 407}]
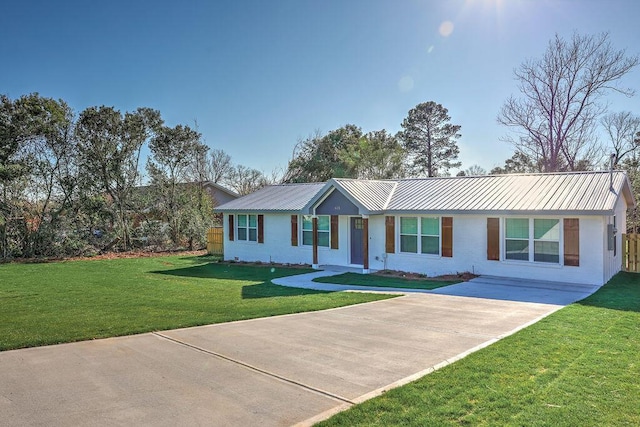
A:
[
  {"left": 313, "top": 272, "right": 460, "bottom": 290},
  {"left": 0, "top": 255, "right": 392, "bottom": 351},
  {"left": 319, "top": 272, "right": 640, "bottom": 426}
]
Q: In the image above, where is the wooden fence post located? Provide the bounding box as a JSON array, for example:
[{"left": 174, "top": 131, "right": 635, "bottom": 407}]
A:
[
  {"left": 632, "top": 234, "right": 638, "bottom": 273},
  {"left": 623, "top": 233, "right": 628, "bottom": 272},
  {"left": 623, "top": 233, "right": 640, "bottom": 273}
]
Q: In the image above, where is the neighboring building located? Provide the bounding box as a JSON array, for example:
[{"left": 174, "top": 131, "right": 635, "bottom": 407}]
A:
[
  {"left": 214, "top": 171, "right": 634, "bottom": 286},
  {"left": 134, "top": 181, "right": 239, "bottom": 213},
  {"left": 201, "top": 181, "right": 240, "bottom": 207}
]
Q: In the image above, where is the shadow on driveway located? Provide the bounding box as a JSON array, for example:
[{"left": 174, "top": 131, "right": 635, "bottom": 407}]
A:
[{"left": 429, "top": 275, "right": 600, "bottom": 306}]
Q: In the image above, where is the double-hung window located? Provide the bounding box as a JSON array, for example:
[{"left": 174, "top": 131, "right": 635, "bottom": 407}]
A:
[
  {"left": 421, "top": 217, "right": 440, "bottom": 255},
  {"left": 505, "top": 218, "right": 529, "bottom": 261},
  {"left": 505, "top": 218, "right": 560, "bottom": 263},
  {"left": 400, "top": 217, "right": 418, "bottom": 253},
  {"left": 237, "top": 214, "right": 257, "bottom": 242},
  {"left": 302, "top": 215, "right": 330, "bottom": 247},
  {"left": 400, "top": 216, "right": 440, "bottom": 255},
  {"left": 533, "top": 219, "right": 560, "bottom": 263}
]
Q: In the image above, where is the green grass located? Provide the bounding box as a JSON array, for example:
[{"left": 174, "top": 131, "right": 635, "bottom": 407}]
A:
[
  {"left": 313, "top": 272, "right": 460, "bottom": 290},
  {"left": 0, "top": 255, "right": 392, "bottom": 351},
  {"left": 319, "top": 272, "right": 640, "bottom": 426}
]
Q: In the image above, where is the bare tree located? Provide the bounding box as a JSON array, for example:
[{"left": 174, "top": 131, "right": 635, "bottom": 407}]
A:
[
  {"left": 490, "top": 151, "right": 542, "bottom": 175},
  {"left": 265, "top": 166, "right": 285, "bottom": 185},
  {"left": 463, "top": 164, "right": 487, "bottom": 176},
  {"left": 498, "top": 32, "right": 638, "bottom": 172},
  {"left": 226, "top": 164, "right": 270, "bottom": 195},
  {"left": 601, "top": 111, "right": 640, "bottom": 167},
  {"left": 207, "top": 148, "right": 233, "bottom": 184}
]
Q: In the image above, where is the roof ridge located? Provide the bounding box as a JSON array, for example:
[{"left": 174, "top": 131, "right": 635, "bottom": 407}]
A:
[
  {"left": 333, "top": 177, "right": 396, "bottom": 184},
  {"left": 268, "top": 182, "right": 325, "bottom": 187},
  {"left": 397, "top": 170, "right": 622, "bottom": 182}
]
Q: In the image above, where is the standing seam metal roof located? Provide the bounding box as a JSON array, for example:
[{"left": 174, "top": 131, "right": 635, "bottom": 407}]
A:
[
  {"left": 215, "top": 171, "right": 634, "bottom": 214},
  {"left": 386, "top": 171, "right": 632, "bottom": 213},
  {"left": 332, "top": 179, "right": 397, "bottom": 212},
  {"left": 214, "top": 182, "right": 325, "bottom": 211}
]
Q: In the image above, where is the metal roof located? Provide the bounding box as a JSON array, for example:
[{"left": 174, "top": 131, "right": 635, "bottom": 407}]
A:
[
  {"left": 332, "top": 179, "right": 397, "bottom": 212},
  {"left": 202, "top": 181, "right": 240, "bottom": 198},
  {"left": 214, "top": 182, "right": 325, "bottom": 212},
  {"left": 215, "top": 171, "right": 634, "bottom": 215},
  {"left": 386, "top": 171, "right": 634, "bottom": 215}
]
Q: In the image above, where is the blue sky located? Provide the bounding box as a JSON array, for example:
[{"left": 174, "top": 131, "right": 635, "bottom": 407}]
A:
[{"left": 2, "top": 0, "right": 639, "bottom": 176}]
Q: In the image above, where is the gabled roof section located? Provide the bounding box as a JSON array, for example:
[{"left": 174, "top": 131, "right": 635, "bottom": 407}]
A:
[
  {"left": 214, "top": 182, "right": 325, "bottom": 212},
  {"left": 333, "top": 178, "right": 398, "bottom": 212},
  {"left": 303, "top": 178, "right": 397, "bottom": 214},
  {"left": 202, "top": 181, "right": 240, "bottom": 199},
  {"left": 386, "top": 171, "right": 635, "bottom": 215}
]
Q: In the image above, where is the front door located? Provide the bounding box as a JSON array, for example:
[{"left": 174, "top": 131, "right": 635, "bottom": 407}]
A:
[{"left": 350, "top": 217, "right": 364, "bottom": 265}]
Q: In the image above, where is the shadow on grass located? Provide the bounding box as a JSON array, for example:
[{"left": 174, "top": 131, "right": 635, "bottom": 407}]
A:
[
  {"left": 577, "top": 272, "right": 640, "bottom": 313},
  {"left": 152, "top": 263, "right": 237, "bottom": 279},
  {"left": 151, "top": 262, "right": 292, "bottom": 280},
  {"left": 152, "top": 262, "right": 327, "bottom": 299},
  {"left": 175, "top": 254, "right": 222, "bottom": 264},
  {"left": 241, "top": 283, "right": 328, "bottom": 299}
]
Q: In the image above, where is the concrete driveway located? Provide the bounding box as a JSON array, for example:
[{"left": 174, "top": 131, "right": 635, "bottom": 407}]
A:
[{"left": 0, "top": 275, "right": 596, "bottom": 426}]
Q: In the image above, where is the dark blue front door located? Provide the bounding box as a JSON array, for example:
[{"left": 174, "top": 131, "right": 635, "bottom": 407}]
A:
[{"left": 350, "top": 217, "right": 364, "bottom": 265}]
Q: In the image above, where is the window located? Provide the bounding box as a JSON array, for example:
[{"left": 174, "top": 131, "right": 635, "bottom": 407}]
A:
[
  {"left": 302, "top": 215, "right": 330, "bottom": 247},
  {"left": 505, "top": 218, "right": 560, "bottom": 264},
  {"left": 534, "top": 219, "right": 559, "bottom": 263},
  {"left": 237, "top": 214, "right": 257, "bottom": 242},
  {"left": 505, "top": 218, "right": 529, "bottom": 261},
  {"left": 421, "top": 217, "right": 440, "bottom": 255},
  {"left": 400, "top": 216, "right": 440, "bottom": 255},
  {"left": 400, "top": 217, "right": 418, "bottom": 253}
]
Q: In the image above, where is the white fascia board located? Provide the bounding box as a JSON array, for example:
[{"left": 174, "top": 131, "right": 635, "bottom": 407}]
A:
[
  {"left": 213, "top": 208, "right": 305, "bottom": 214},
  {"left": 301, "top": 181, "right": 334, "bottom": 214},
  {"left": 303, "top": 179, "right": 372, "bottom": 215},
  {"left": 380, "top": 209, "right": 615, "bottom": 217}
]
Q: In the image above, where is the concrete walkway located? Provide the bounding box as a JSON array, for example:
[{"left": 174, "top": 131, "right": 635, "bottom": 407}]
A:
[
  {"left": 273, "top": 269, "right": 601, "bottom": 303},
  {"left": 272, "top": 268, "right": 432, "bottom": 294},
  {"left": 0, "top": 271, "right": 597, "bottom": 427}
]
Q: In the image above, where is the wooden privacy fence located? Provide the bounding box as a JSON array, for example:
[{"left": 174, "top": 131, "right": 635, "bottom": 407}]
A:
[
  {"left": 206, "top": 227, "right": 224, "bottom": 256},
  {"left": 622, "top": 233, "right": 640, "bottom": 272}
]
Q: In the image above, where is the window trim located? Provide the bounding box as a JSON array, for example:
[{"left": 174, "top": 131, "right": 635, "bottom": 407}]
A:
[
  {"left": 399, "top": 216, "right": 418, "bottom": 254},
  {"left": 503, "top": 217, "right": 562, "bottom": 265},
  {"left": 398, "top": 216, "right": 442, "bottom": 256},
  {"left": 505, "top": 218, "right": 530, "bottom": 262},
  {"left": 302, "top": 215, "right": 330, "bottom": 248},
  {"left": 533, "top": 218, "right": 560, "bottom": 263},
  {"left": 236, "top": 214, "right": 258, "bottom": 242},
  {"left": 420, "top": 216, "right": 441, "bottom": 255}
]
